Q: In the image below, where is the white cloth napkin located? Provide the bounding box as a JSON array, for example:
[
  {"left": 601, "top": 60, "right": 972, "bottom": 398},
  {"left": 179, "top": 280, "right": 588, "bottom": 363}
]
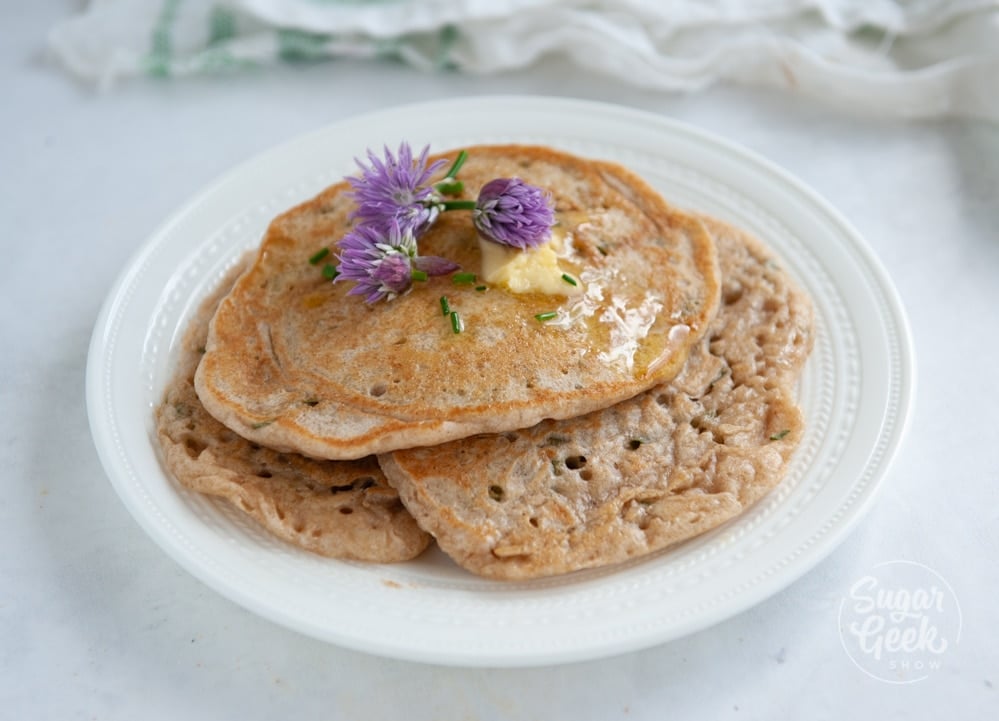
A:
[{"left": 49, "top": 0, "right": 999, "bottom": 119}]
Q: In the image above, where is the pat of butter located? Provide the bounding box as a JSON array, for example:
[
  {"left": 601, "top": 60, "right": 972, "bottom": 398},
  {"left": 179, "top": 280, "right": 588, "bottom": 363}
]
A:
[{"left": 479, "top": 229, "right": 581, "bottom": 296}]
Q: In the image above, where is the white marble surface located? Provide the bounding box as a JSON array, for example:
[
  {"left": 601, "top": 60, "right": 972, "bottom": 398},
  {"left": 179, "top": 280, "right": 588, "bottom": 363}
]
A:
[{"left": 3, "top": 3, "right": 998, "bottom": 719}]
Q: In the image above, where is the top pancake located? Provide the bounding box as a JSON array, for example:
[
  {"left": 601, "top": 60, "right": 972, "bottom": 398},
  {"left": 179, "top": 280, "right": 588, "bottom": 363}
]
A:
[{"left": 195, "top": 145, "right": 721, "bottom": 460}]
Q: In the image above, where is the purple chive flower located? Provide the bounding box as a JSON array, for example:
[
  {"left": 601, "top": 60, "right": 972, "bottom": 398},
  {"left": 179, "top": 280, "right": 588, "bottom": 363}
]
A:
[
  {"left": 347, "top": 143, "right": 448, "bottom": 237},
  {"left": 411, "top": 254, "right": 461, "bottom": 276},
  {"left": 335, "top": 221, "right": 458, "bottom": 303},
  {"left": 473, "top": 178, "right": 555, "bottom": 250}
]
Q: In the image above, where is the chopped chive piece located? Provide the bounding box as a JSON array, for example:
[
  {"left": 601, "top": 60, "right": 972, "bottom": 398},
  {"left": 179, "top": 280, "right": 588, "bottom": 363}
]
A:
[
  {"left": 322, "top": 263, "right": 338, "bottom": 280},
  {"left": 443, "top": 149, "right": 468, "bottom": 179},
  {"left": 534, "top": 311, "right": 558, "bottom": 322},
  {"left": 308, "top": 247, "right": 330, "bottom": 265},
  {"left": 449, "top": 310, "right": 464, "bottom": 334},
  {"left": 251, "top": 419, "right": 274, "bottom": 430},
  {"left": 411, "top": 269, "right": 429, "bottom": 282},
  {"left": 439, "top": 295, "right": 450, "bottom": 316},
  {"left": 435, "top": 180, "right": 464, "bottom": 196},
  {"left": 561, "top": 273, "right": 578, "bottom": 286},
  {"left": 597, "top": 245, "right": 609, "bottom": 256},
  {"left": 441, "top": 200, "right": 477, "bottom": 211},
  {"left": 770, "top": 429, "right": 790, "bottom": 441},
  {"left": 475, "top": 285, "right": 487, "bottom": 292},
  {"left": 452, "top": 272, "right": 477, "bottom": 284}
]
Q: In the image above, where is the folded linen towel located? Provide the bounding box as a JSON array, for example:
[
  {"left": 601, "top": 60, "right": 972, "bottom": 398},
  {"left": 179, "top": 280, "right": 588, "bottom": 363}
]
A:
[{"left": 49, "top": 0, "right": 999, "bottom": 119}]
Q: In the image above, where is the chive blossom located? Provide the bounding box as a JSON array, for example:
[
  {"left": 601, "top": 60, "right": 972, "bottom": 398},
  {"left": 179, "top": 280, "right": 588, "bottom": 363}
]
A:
[
  {"left": 309, "top": 247, "right": 330, "bottom": 265},
  {"left": 346, "top": 143, "right": 446, "bottom": 238},
  {"left": 335, "top": 221, "right": 456, "bottom": 302},
  {"left": 473, "top": 178, "right": 555, "bottom": 249}
]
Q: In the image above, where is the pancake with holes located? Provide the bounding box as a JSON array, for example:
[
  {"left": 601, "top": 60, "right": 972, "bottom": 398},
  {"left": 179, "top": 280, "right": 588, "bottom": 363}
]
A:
[
  {"left": 194, "top": 145, "right": 721, "bottom": 460},
  {"left": 155, "top": 260, "right": 431, "bottom": 562},
  {"left": 378, "top": 218, "right": 813, "bottom": 579}
]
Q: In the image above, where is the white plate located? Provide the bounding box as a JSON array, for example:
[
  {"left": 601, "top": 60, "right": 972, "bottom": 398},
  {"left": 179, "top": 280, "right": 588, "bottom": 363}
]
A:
[{"left": 86, "top": 97, "right": 914, "bottom": 667}]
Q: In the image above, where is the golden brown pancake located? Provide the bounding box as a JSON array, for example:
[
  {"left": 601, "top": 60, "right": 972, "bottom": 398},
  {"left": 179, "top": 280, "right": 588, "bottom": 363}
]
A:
[{"left": 194, "top": 145, "right": 721, "bottom": 460}]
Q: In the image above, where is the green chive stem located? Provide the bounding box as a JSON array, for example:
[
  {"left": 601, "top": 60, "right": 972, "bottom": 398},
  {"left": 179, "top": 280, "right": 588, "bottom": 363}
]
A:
[
  {"left": 452, "top": 272, "right": 477, "bottom": 284},
  {"left": 441, "top": 200, "right": 477, "bottom": 211},
  {"left": 435, "top": 180, "right": 464, "bottom": 196},
  {"left": 449, "top": 311, "right": 463, "bottom": 334},
  {"left": 439, "top": 295, "right": 451, "bottom": 316},
  {"left": 443, "top": 150, "right": 468, "bottom": 180},
  {"left": 309, "top": 247, "right": 330, "bottom": 265},
  {"left": 475, "top": 285, "right": 487, "bottom": 292},
  {"left": 322, "top": 263, "right": 338, "bottom": 280},
  {"left": 411, "top": 269, "right": 429, "bottom": 282},
  {"left": 534, "top": 311, "right": 558, "bottom": 322},
  {"left": 561, "top": 273, "right": 578, "bottom": 286}
]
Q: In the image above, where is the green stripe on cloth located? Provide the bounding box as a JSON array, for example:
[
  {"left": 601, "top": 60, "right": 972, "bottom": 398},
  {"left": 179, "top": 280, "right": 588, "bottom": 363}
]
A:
[
  {"left": 208, "top": 6, "right": 237, "bottom": 45},
  {"left": 193, "top": 45, "right": 258, "bottom": 73},
  {"left": 305, "top": 0, "right": 404, "bottom": 5},
  {"left": 277, "top": 28, "right": 332, "bottom": 62},
  {"left": 436, "top": 24, "right": 458, "bottom": 69},
  {"left": 145, "top": 0, "right": 181, "bottom": 77}
]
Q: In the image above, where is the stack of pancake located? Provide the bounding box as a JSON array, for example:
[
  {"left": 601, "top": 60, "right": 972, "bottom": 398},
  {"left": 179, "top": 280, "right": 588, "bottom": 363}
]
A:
[{"left": 156, "top": 145, "right": 813, "bottom": 580}]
